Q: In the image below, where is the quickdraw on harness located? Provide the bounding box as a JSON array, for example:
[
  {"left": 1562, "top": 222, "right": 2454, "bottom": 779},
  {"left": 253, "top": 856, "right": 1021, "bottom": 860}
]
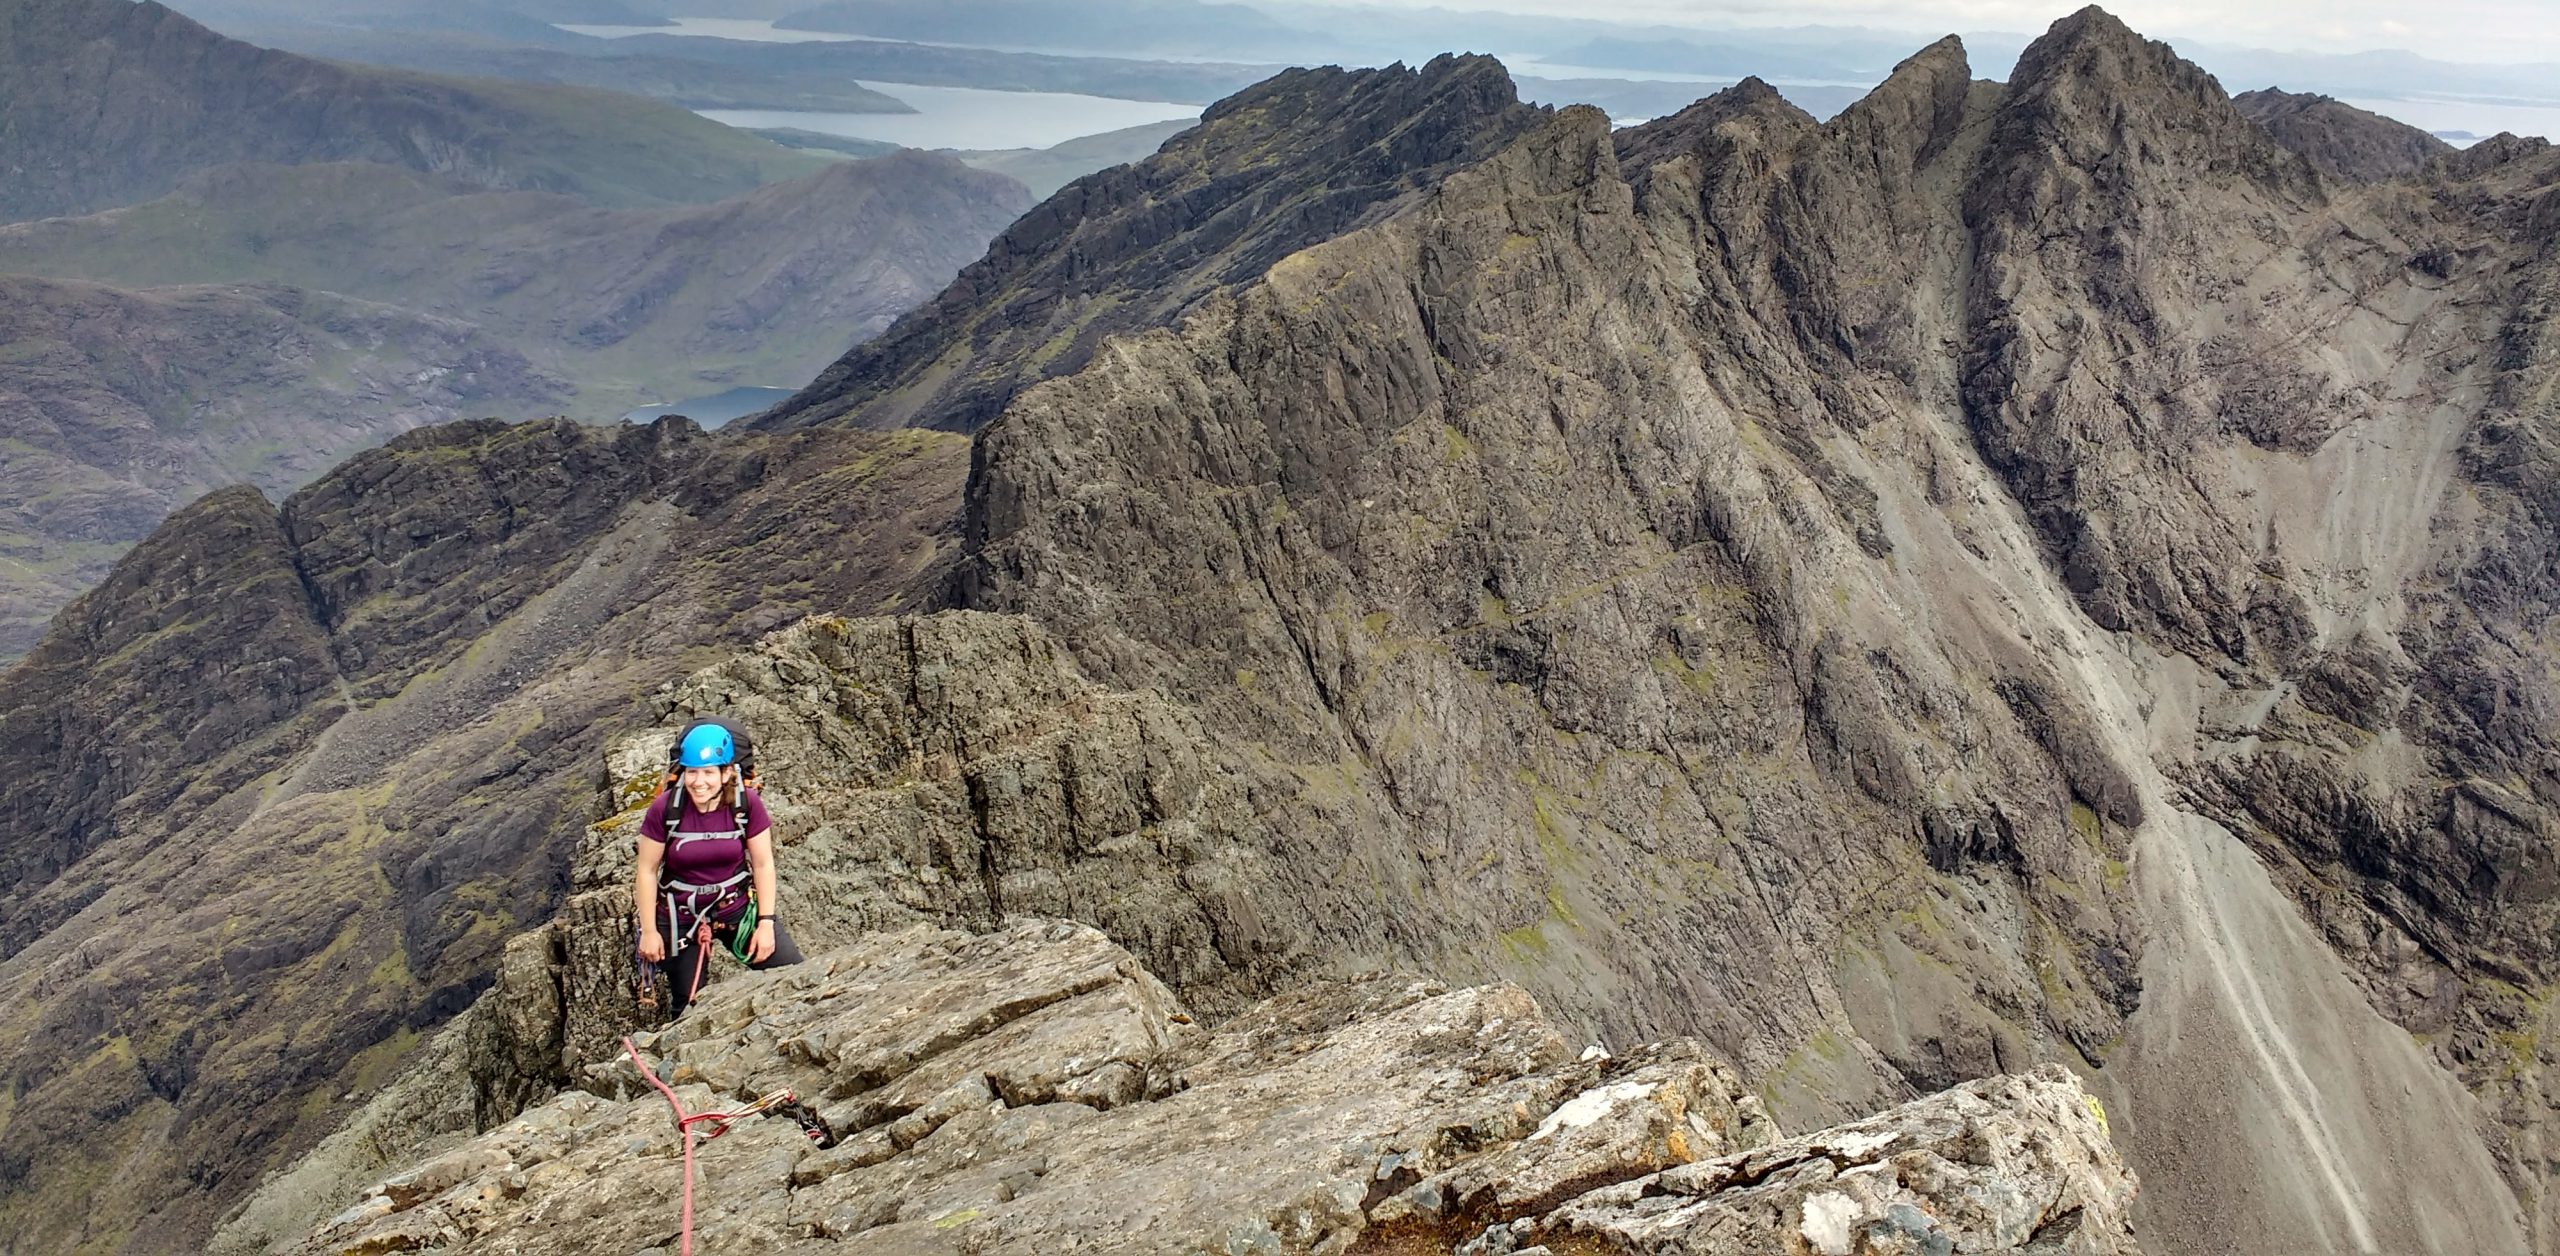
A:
[
  {"left": 633, "top": 951, "right": 662, "bottom": 1012},
  {"left": 619, "top": 1036, "right": 838, "bottom": 1256}
]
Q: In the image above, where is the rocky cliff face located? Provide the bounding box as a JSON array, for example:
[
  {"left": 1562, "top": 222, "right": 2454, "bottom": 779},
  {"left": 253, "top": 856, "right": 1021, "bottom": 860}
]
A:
[
  {"left": 0, "top": 0, "right": 826, "bottom": 221},
  {"left": 954, "top": 9, "right": 2557, "bottom": 1252},
  {"left": 0, "top": 418, "right": 972, "bottom": 1250},
  {"left": 2233, "top": 87, "right": 2456, "bottom": 182},
  {"left": 247, "top": 918, "right": 2140, "bottom": 1256},
  {"left": 0, "top": 273, "right": 566, "bottom": 657},
  {"left": 8, "top": 7, "right": 2560, "bottom": 1255},
  {"left": 751, "top": 54, "right": 1547, "bottom": 433}
]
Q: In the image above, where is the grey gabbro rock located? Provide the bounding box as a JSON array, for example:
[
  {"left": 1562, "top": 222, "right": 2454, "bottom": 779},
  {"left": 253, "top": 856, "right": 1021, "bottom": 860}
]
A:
[
  {"left": 294, "top": 921, "right": 2136, "bottom": 1255},
  {"left": 1523, "top": 1066, "right": 2135, "bottom": 1255}
]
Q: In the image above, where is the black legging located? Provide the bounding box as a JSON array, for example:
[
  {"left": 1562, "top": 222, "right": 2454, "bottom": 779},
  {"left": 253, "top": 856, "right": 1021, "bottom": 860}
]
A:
[{"left": 658, "top": 915, "right": 804, "bottom": 1020}]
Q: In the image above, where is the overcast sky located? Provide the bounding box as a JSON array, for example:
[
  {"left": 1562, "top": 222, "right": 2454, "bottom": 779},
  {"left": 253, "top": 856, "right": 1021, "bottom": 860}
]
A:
[{"left": 1355, "top": 0, "right": 2560, "bottom": 63}]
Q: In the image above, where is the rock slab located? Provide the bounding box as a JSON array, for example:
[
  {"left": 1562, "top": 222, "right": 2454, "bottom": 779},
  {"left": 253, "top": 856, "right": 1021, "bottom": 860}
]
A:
[{"left": 291, "top": 920, "right": 2137, "bottom": 1255}]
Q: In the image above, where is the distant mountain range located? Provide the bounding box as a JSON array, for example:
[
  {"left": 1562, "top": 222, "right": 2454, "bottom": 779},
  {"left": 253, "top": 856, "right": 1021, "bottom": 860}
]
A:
[
  {"left": 0, "top": 275, "right": 567, "bottom": 655},
  {"left": 267, "top": 37, "right": 921, "bottom": 113},
  {"left": 0, "top": 0, "right": 1042, "bottom": 659},
  {"left": 167, "top": 0, "right": 2560, "bottom": 147},
  {"left": 0, "top": 151, "right": 1029, "bottom": 653},
  {"left": 210, "top": 14, "right": 1279, "bottom": 107},
  {"left": 0, "top": 0, "right": 832, "bottom": 222},
  {"left": 0, "top": 154, "right": 1033, "bottom": 414},
  {"left": 180, "top": 0, "right": 671, "bottom": 36}
]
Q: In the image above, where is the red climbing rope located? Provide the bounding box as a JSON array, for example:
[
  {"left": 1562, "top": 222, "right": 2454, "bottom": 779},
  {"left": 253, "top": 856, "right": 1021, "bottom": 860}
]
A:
[
  {"left": 685, "top": 917, "right": 714, "bottom": 1010},
  {"left": 621, "top": 1035, "right": 790, "bottom": 1256}
]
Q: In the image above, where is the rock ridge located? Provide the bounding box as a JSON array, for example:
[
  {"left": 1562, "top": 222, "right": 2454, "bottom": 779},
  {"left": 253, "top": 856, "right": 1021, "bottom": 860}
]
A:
[
  {"left": 2233, "top": 87, "right": 2456, "bottom": 182},
  {"left": 950, "top": 6, "right": 2553, "bottom": 1252},
  {"left": 270, "top": 920, "right": 2140, "bottom": 1256},
  {"left": 750, "top": 53, "right": 1549, "bottom": 433}
]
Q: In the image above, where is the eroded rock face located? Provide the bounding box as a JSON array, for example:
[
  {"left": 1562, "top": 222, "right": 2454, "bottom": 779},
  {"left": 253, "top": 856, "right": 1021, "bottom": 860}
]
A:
[
  {"left": 965, "top": 24, "right": 2154, "bottom": 1130},
  {"left": 952, "top": 7, "right": 2556, "bottom": 1250},
  {"left": 285, "top": 920, "right": 2134, "bottom": 1256}
]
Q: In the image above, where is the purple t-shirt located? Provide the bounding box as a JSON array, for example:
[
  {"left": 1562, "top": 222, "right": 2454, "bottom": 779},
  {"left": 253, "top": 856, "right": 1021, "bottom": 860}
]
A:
[{"left": 641, "top": 787, "right": 771, "bottom": 889}]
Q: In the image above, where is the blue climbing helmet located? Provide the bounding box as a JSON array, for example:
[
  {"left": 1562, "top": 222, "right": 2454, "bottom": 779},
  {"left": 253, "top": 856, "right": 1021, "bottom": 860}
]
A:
[
  {"left": 663, "top": 717, "right": 757, "bottom": 790},
  {"left": 677, "top": 722, "right": 735, "bottom": 769}
]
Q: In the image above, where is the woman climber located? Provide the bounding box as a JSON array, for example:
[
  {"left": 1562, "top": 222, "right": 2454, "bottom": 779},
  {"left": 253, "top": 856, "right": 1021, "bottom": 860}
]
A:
[{"left": 634, "top": 720, "right": 803, "bottom": 1020}]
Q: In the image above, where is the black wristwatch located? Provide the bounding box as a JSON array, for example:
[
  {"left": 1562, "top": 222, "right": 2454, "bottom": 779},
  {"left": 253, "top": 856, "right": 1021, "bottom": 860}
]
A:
[{"left": 759, "top": 914, "right": 780, "bottom": 925}]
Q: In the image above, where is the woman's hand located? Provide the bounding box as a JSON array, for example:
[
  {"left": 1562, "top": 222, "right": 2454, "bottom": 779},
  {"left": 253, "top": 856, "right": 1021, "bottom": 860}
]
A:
[
  {"left": 750, "top": 920, "right": 776, "bottom": 963},
  {"left": 638, "top": 927, "right": 666, "bottom": 963}
]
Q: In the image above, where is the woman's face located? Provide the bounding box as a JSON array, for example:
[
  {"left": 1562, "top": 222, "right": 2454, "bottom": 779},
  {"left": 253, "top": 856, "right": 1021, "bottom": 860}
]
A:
[{"left": 681, "top": 765, "right": 727, "bottom": 806}]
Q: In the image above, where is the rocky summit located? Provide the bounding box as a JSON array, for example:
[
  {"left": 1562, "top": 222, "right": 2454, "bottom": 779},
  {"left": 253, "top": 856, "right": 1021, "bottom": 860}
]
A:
[{"left": 5, "top": 6, "right": 2560, "bottom": 1256}]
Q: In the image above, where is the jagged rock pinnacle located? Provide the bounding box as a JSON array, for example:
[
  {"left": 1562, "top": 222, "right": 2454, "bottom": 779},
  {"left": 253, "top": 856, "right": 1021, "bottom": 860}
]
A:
[{"left": 753, "top": 55, "right": 1546, "bottom": 434}]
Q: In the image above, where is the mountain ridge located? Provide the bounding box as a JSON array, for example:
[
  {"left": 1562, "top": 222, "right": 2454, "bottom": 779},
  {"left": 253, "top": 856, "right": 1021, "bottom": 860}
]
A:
[
  {"left": 0, "top": 273, "right": 569, "bottom": 656},
  {"left": 750, "top": 53, "right": 1549, "bottom": 433},
  {"left": 4, "top": 7, "right": 2559, "bottom": 1254},
  {"left": 2233, "top": 86, "right": 2457, "bottom": 181},
  {"left": 0, "top": 149, "right": 1031, "bottom": 658},
  {"left": 0, "top": 0, "right": 831, "bottom": 222},
  {"left": 953, "top": 7, "right": 2556, "bottom": 1249}
]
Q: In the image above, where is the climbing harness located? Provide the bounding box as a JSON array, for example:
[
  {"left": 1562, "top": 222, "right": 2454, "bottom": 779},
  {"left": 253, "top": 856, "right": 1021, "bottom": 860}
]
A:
[
  {"left": 619, "top": 1036, "right": 836, "bottom": 1256},
  {"left": 656, "top": 792, "right": 757, "bottom": 1011}
]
